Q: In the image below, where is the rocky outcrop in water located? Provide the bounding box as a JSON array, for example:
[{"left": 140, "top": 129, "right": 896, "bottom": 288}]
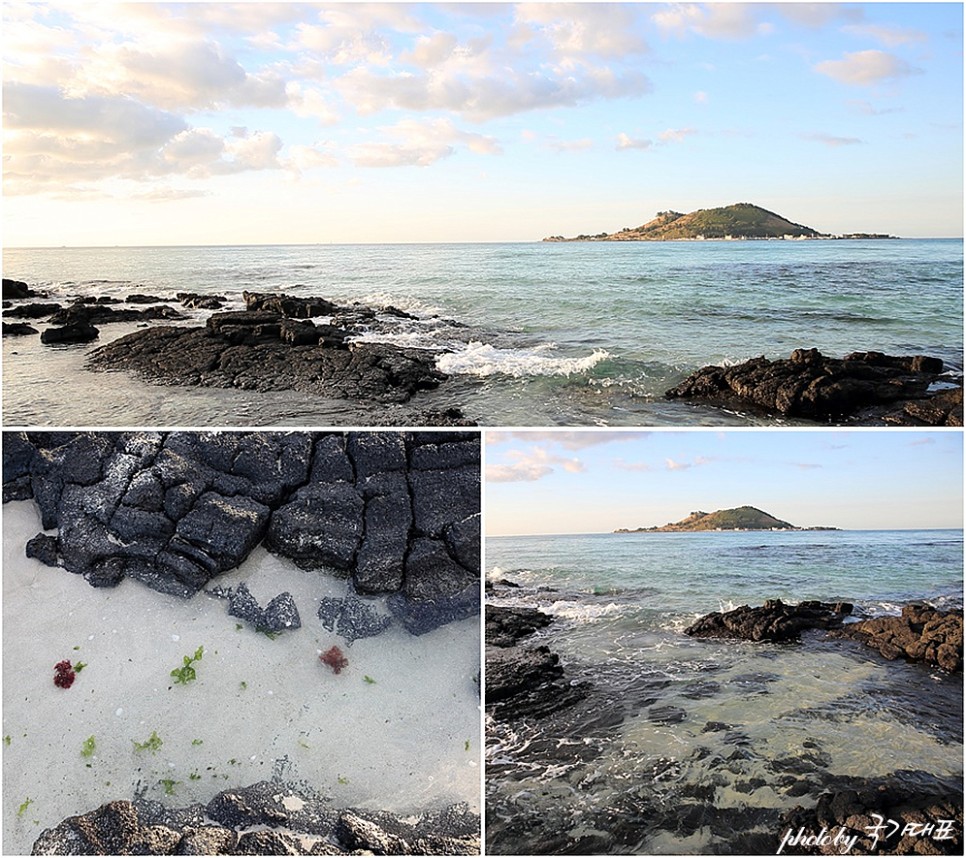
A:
[
  {"left": 31, "top": 780, "right": 480, "bottom": 855},
  {"left": 485, "top": 604, "right": 587, "bottom": 720},
  {"left": 830, "top": 604, "right": 963, "bottom": 672},
  {"left": 778, "top": 770, "right": 963, "bottom": 855},
  {"left": 3, "top": 431, "right": 480, "bottom": 636},
  {"left": 3, "top": 277, "right": 40, "bottom": 299},
  {"left": 86, "top": 291, "right": 449, "bottom": 405},
  {"left": 666, "top": 349, "right": 963, "bottom": 426},
  {"left": 685, "top": 599, "right": 853, "bottom": 642}
]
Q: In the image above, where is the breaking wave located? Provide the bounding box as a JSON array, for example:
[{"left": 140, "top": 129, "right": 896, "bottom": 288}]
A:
[{"left": 436, "top": 342, "right": 610, "bottom": 378}]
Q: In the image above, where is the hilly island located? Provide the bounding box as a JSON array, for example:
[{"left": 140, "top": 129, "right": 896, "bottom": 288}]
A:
[
  {"left": 544, "top": 203, "right": 895, "bottom": 242},
  {"left": 615, "top": 505, "right": 839, "bottom": 533}
]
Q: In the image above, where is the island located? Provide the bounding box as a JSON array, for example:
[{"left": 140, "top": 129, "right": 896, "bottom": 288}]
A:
[
  {"left": 543, "top": 203, "right": 897, "bottom": 241},
  {"left": 614, "top": 505, "right": 839, "bottom": 532}
]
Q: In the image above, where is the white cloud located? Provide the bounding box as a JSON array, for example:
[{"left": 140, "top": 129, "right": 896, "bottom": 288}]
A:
[
  {"left": 486, "top": 445, "right": 585, "bottom": 483},
  {"left": 286, "top": 82, "right": 340, "bottom": 125},
  {"left": 486, "top": 463, "right": 553, "bottom": 483},
  {"left": 802, "top": 133, "right": 863, "bottom": 147},
  {"left": 486, "top": 431, "right": 651, "bottom": 450},
  {"left": 652, "top": 3, "right": 768, "bottom": 40},
  {"left": 841, "top": 24, "right": 926, "bottom": 47},
  {"left": 814, "top": 50, "right": 917, "bottom": 86},
  {"left": 514, "top": 3, "right": 649, "bottom": 58},
  {"left": 616, "top": 132, "right": 653, "bottom": 150},
  {"left": 349, "top": 117, "right": 501, "bottom": 168},
  {"left": 659, "top": 127, "right": 698, "bottom": 143},
  {"left": 337, "top": 64, "right": 651, "bottom": 122}
]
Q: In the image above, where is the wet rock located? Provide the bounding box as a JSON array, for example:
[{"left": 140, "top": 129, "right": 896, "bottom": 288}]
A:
[
  {"left": 486, "top": 643, "right": 588, "bottom": 720},
  {"left": 667, "top": 349, "right": 962, "bottom": 425},
  {"left": 47, "top": 301, "right": 185, "bottom": 326},
  {"left": 3, "top": 432, "right": 37, "bottom": 501},
  {"left": 211, "top": 583, "right": 302, "bottom": 633},
  {"left": 830, "top": 604, "right": 963, "bottom": 672},
  {"left": 486, "top": 605, "right": 554, "bottom": 647},
  {"left": 125, "top": 293, "right": 166, "bottom": 304},
  {"left": 3, "top": 321, "right": 39, "bottom": 336},
  {"left": 178, "top": 292, "right": 226, "bottom": 310},
  {"left": 88, "top": 324, "right": 446, "bottom": 404},
  {"left": 174, "top": 825, "right": 238, "bottom": 855},
  {"left": 243, "top": 290, "right": 340, "bottom": 318},
  {"left": 648, "top": 705, "right": 686, "bottom": 724},
  {"left": 5, "top": 301, "right": 62, "bottom": 319},
  {"left": 40, "top": 322, "right": 100, "bottom": 345},
  {"left": 3, "top": 277, "right": 36, "bottom": 299},
  {"left": 778, "top": 771, "right": 963, "bottom": 855},
  {"left": 685, "top": 599, "right": 853, "bottom": 643}
]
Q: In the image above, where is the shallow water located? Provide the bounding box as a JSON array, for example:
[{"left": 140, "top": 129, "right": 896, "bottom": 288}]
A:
[
  {"left": 2, "top": 503, "right": 481, "bottom": 855},
  {"left": 4, "top": 240, "right": 961, "bottom": 426},
  {"left": 485, "top": 530, "right": 964, "bottom": 854}
]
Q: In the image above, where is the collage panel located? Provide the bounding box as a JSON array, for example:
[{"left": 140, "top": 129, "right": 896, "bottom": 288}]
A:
[
  {"left": 1, "top": 2, "right": 964, "bottom": 857},
  {"left": 2, "top": 431, "right": 481, "bottom": 855},
  {"left": 484, "top": 430, "right": 963, "bottom": 855}
]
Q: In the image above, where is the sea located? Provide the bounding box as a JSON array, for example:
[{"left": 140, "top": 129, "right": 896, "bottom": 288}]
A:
[
  {"left": 3, "top": 240, "right": 962, "bottom": 427},
  {"left": 485, "top": 529, "right": 964, "bottom": 855}
]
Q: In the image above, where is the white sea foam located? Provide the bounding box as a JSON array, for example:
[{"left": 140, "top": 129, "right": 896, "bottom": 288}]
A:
[{"left": 436, "top": 342, "right": 610, "bottom": 378}]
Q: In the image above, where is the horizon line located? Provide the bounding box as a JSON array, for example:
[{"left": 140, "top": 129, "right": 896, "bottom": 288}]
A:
[
  {"left": 5, "top": 236, "right": 965, "bottom": 251},
  {"left": 487, "top": 526, "right": 965, "bottom": 538}
]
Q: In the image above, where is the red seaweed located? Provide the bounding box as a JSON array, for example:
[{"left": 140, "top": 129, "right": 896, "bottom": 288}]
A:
[
  {"left": 320, "top": 645, "right": 348, "bottom": 675},
  {"left": 53, "top": 660, "right": 76, "bottom": 689}
]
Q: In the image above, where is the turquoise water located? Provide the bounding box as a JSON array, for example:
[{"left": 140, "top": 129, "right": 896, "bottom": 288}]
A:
[
  {"left": 486, "top": 530, "right": 964, "bottom": 854},
  {"left": 3, "top": 240, "right": 962, "bottom": 426}
]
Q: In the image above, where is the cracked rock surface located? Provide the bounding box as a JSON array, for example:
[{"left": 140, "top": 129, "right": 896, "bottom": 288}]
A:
[{"left": 3, "top": 431, "right": 480, "bottom": 635}]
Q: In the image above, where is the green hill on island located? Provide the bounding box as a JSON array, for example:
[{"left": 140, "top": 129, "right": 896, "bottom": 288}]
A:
[
  {"left": 546, "top": 203, "right": 832, "bottom": 241},
  {"left": 615, "top": 505, "right": 837, "bottom": 532}
]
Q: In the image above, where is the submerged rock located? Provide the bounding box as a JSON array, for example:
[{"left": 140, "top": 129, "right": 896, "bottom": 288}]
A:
[
  {"left": 830, "top": 604, "right": 963, "bottom": 672},
  {"left": 685, "top": 599, "right": 853, "bottom": 642},
  {"left": 666, "top": 349, "right": 962, "bottom": 425}
]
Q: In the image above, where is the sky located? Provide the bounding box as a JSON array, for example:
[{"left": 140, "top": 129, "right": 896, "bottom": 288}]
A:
[
  {"left": 2, "top": 2, "right": 962, "bottom": 246},
  {"left": 485, "top": 430, "right": 964, "bottom": 534}
]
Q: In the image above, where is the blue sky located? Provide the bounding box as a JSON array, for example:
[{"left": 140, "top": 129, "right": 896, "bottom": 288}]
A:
[
  {"left": 3, "top": 2, "right": 962, "bottom": 245},
  {"left": 485, "top": 430, "right": 964, "bottom": 534}
]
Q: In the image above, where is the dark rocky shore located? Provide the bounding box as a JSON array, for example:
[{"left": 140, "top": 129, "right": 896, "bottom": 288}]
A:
[
  {"left": 3, "top": 280, "right": 474, "bottom": 425},
  {"left": 485, "top": 604, "right": 588, "bottom": 721},
  {"left": 32, "top": 779, "right": 479, "bottom": 855},
  {"left": 3, "top": 431, "right": 480, "bottom": 637},
  {"left": 666, "top": 348, "right": 963, "bottom": 426},
  {"left": 685, "top": 598, "right": 963, "bottom": 673}
]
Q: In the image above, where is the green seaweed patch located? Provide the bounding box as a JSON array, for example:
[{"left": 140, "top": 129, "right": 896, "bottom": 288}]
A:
[
  {"left": 171, "top": 646, "right": 204, "bottom": 685},
  {"left": 73, "top": 661, "right": 87, "bottom": 673},
  {"left": 464, "top": 739, "right": 471, "bottom": 752},
  {"left": 191, "top": 738, "right": 203, "bottom": 746},
  {"left": 17, "top": 797, "right": 33, "bottom": 817},
  {"left": 81, "top": 736, "right": 96, "bottom": 758},
  {"left": 363, "top": 675, "right": 376, "bottom": 684},
  {"left": 4, "top": 735, "right": 11, "bottom": 746},
  {"left": 159, "top": 779, "right": 179, "bottom": 796},
  {"left": 189, "top": 772, "right": 201, "bottom": 781},
  {"left": 133, "top": 731, "right": 163, "bottom": 753},
  {"left": 337, "top": 775, "right": 349, "bottom": 785},
  {"left": 239, "top": 681, "right": 247, "bottom": 691}
]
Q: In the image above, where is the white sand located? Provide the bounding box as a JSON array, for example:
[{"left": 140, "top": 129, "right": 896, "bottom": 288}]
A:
[{"left": 2, "top": 502, "right": 481, "bottom": 855}]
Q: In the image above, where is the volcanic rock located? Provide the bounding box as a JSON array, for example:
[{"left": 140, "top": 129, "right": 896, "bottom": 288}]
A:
[
  {"left": 778, "top": 770, "right": 963, "bottom": 855},
  {"left": 830, "top": 604, "right": 963, "bottom": 672},
  {"left": 684, "top": 599, "right": 853, "bottom": 642},
  {"left": 3, "top": 321, "right": 39, "bottom": 336},
  {"left": 666, "top": 349, "right": 962, "bottom": 425},
  {"left": 40, "top": 323, "right": 100, "bottom": 345},
  {"left": 486, "top": 604, "right": 554, "bottom": 648},
  {"left": 3, "top": 278, "right": 36, "bottom": 299}
]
